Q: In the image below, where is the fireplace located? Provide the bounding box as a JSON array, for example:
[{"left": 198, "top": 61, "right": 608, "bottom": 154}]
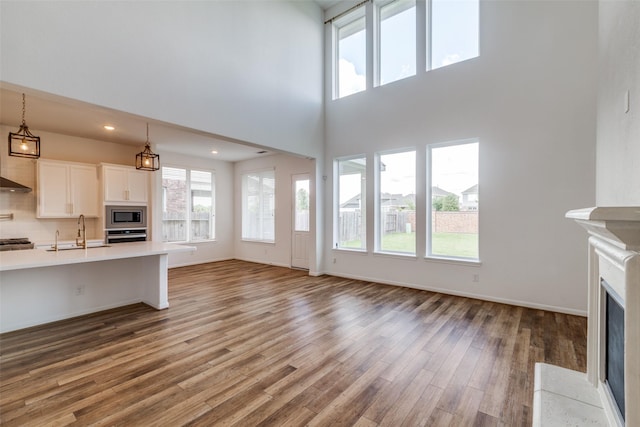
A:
[{"left": 533, "top": 207, "right": 639, "bottom": 426}]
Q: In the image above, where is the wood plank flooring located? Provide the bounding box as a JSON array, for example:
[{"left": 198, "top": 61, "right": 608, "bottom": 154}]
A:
[{"left": 0, "top": 260, "right": 587, "bottom": 426}]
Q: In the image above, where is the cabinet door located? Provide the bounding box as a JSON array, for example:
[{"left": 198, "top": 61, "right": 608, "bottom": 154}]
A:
[
  {"left": 38, "top": 162, "right": 70, "bottom": 218},
  {"left": 70, "top": 166, "right": 99, "bottom": 217},
  {"left": 126, "top": 170, "right": 148, "bottom": 203},
  {"left": 103, "top": 167, "right": 128, "bottom": 202}
]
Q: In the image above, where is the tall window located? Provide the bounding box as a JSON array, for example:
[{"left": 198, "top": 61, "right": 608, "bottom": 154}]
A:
[
  {"left": 377, "top": 150, "right": 416, "bottom": 255},
  {"left": 429, "top": 0, "right": 479, "bottom": 70},
  {"left": 378, "top": 0, "right": 416, "bottom": 86},
  {"left": 336, "top": 157, "right": 366, "bottom": 249},
  {"left": 162, "top": 167, "right": 215, "bottom": 242},
  {"left": 242, "top": 170, "right": 275, "bottom": 242},
  {"left": 335, "top": 6, "right": 366, "bottom": 98},
  {"left": 428, "top": 141, "right": 479, "bottom": 259}
]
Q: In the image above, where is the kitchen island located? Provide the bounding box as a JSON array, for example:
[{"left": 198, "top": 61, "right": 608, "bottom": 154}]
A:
[{"left": 0, "top": 242, "right": 195, "bottom": 333}]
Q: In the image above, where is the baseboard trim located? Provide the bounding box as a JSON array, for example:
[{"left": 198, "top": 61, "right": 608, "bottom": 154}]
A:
[{"left": 325, "top": 271, "right": 587, "bottom": 317}]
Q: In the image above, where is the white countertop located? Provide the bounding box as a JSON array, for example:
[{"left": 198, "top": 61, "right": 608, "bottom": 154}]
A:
[{"left": 0, "top": 241, "right": 196, "bottom": 272}]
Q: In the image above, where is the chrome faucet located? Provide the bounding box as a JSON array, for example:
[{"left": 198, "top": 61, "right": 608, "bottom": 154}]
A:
[
  {"left": 52, "top": 229, "right": 60, "bottom": 252},
  {"left": 76, "top": 214, "right": 87, "bottom": 249}
]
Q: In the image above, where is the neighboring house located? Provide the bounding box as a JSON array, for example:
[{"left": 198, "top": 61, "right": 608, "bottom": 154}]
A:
[
  {"left": 461, "top": 184, "right": 478, "bottom": 211},
  {"left": 340, "top": 194, "right": 362, "bottom": 211},
  {"left": 381, "top": 193, "right": 415, "bottom": 210},
  {"left": 431, "top": 186, "right": 456, "bottom": 200}
]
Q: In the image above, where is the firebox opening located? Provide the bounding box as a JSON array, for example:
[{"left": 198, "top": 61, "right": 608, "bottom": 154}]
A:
[{"left": 604, "top": 281, "right": 625, "bottom": 422}]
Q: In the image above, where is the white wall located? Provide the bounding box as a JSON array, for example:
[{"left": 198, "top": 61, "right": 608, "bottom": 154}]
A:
[
  {"left": 154, "top": 151, "right": 235, "bottom": 268},
  {"left": 323, "top": 1, "right": 598, "bottom": 314},
  {"left": 234, "top": 154, "right": 315, "bottom": 270},
  {"left": 0, "top": 0, "right": 324, "bottom": 159},
  {"left": 0, "top": 125, "right": 139, "bottom": 243},
  {"left": 596, "top": 1, "right": 640, "bottom": 205}
]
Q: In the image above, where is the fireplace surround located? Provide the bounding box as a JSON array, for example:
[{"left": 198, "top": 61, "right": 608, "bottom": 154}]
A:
[{"left": 533, "top": 207, "right": 639, "bottom": 426}]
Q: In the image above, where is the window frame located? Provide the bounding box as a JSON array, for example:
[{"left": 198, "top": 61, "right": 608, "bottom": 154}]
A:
[
  {"left": 426, "top": 0, "right": 480, "bottom": 71},
  {"left": 426, "top": 139, "right": 479, "bottom": 262},
  {"left": 331, "top": 0, "right": 479, "bottom": 97},
  {"left": 241, "top": 168, "right": 276, "bottom": 243},
  {"left": 161, "top": 165, "right": 216, "bottom": 244},
  {"left": 334, "top": 155, "right": 368, "bottom": 251},
  {"left": 374, "top": 147, "right": 417, "bottom": 256},
  {"left": 333, "top": 5, "right": 367, "bottom": 99},
  {"left": 374, "top": 0, "right": 417, "bottom": 87}
]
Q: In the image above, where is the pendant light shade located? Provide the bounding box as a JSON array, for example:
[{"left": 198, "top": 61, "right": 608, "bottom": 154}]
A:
[
  {"left": 9, "top": 94, "right": 40, "bottom": 159},
  {"left": 136, "top": 123, "right": 159, "bottom": 171}
]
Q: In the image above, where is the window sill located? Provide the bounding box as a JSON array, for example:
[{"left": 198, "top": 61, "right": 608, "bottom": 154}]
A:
[
  {"left": 423, "top": 256, "right": 482, "bottom": 267},
  {"left": 241, "top": 239, "right": 276, "bottom": 245},
  {"left": 373, "top": 251, "right": 418, "bottom": 261},
  {"left": 332, "top": 247, "right": 368, "bottom": 255}
]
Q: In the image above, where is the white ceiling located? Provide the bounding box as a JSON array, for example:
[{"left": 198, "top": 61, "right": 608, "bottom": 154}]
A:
[
  {"left": 314, "top": 0, "right": 344, "bottom": 10},
  {"left": 0, "top": 85, "right": 275, "bottom": 163}
]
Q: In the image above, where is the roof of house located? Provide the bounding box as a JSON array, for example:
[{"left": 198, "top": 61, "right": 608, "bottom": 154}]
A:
[
  {"left": 432, "top": 186, "right": 456, "bottom": 198},
  {"left": 462, "top": 184, "right": 478, "bottom": 194}
]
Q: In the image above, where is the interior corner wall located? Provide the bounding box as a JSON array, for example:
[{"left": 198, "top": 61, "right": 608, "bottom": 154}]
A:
[
  {"left": 596, "top": 1, "right": 640, "bottom": 206},
  {"left": 323, "top": 0, "right": 598, "bottom": 314},
  {"left": 0, "top": 1, "right": 324, "bottom": 159},
  {"left": 234, "top": 154, "right": 314, "bottom": 269},
  {"left": 154, "top": 151, "right": 235, "bottom": 268}
]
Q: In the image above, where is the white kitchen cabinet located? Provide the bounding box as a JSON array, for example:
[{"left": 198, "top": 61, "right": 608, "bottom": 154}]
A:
[
  {"left": 37, "top": 160, "right": 99, "bottom": 218},
  {"left": 102, "top": 165, "right": 148, "bottom": 204}
]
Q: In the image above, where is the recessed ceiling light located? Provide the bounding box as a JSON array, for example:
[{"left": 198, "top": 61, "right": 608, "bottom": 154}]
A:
[
  {"left": 103, "top": 125, "right": 115, "bottom": 131},
  {"left": 211, "top": 150, "right": 218, "bottom": 154}
]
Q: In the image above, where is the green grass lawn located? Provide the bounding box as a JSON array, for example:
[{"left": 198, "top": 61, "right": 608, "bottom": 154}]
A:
[{"left": 341, "top": 232, "right": 478, "bottom": 259}]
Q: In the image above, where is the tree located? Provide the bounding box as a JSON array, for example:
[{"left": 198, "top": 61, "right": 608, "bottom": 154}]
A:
[
  {"left": 296, "top": 188, "right": 309, "bottom": 210},
  {"left": 433, "top": 194, "right": 460, "bottom": 211},
  {"left": 442, "top": 194, "right": 460, "bottom": 211}
]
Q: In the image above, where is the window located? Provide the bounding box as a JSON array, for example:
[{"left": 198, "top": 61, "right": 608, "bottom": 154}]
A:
[
  {"left": 336, "top": 157, "right": 366, "bottom": 249},
  {"left": 335, "top": 6, "right": 366, "bottom": 98},
  {"left": 242, "top": 170, "right": 275, "bottom": 242},
  {"left": 162, "top": 167, "right": 215, "bottom": 242},
  {"left": 377, "top": 150, "right": 416, "bottom": 255},
  {"left": 428, "top": 141, "right": 478, "bottom": 259},
  {"left": 377, "top": 0, "right": 416, "bottom": 86},
  {"left": 429, "top": 0, "right": 479, "bottom": 70},
  {"left": 331, "top": 0, "right": 479, "bottom": 96},
  {"left": 294, "top": 179, "right": 310, "bottom": 232}
]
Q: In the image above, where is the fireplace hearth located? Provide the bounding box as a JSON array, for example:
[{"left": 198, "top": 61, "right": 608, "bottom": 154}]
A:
[{"left": 532, "top": 207, "right": 640, "bottom": 427}]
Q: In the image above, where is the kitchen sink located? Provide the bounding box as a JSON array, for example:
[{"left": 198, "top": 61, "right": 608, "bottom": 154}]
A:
[{"left": 46, "top": 244, "right": 111, "bottom": 251}]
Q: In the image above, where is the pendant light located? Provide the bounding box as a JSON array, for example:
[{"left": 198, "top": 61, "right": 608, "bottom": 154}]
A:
[
  {"left": 8, "top": 94, "right": 40, "bottom": 159},
  {"left": 136, "top": 123, "right": 160, "bottom": 171}
]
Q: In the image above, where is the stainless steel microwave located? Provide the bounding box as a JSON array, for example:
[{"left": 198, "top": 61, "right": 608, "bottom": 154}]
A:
[{"left": 105, "top": 205, "right": 147, "bottom": 229}]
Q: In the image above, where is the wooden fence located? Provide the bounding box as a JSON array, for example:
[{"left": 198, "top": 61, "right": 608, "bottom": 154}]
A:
[
  {"left": 339, "top": 209, "right": 478, "bottom": 241},
  {"left": 162, "top": 212, "right": 212, "bottom": 241}
]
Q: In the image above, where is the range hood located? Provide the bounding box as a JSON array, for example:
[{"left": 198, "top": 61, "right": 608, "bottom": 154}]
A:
[{"left": 0, "top": 176, "right": 32, "bottom": 193}]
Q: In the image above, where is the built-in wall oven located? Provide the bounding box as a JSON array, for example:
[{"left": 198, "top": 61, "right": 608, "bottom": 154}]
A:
[{"left": 105, "top": 205, "right": 147, "bottom": 244}]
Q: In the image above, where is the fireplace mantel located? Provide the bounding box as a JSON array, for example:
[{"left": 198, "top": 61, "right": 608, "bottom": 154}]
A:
[
  {"left": 533, "top": 207, "right": 639, "bottom": 426},
  {"left": 566, "top": 206, "right": 640, "bottom": 250}
]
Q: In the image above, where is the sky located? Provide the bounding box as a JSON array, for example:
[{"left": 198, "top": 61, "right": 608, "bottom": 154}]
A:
[
  {"left": 338, "top": 0, "right": 479, "bottom": 97},
  {"left": 339, "top": 141, "right": 478, "bottom": 205}
]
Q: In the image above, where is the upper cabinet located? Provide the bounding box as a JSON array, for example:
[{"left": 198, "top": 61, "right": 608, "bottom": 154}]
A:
[
  {"left": 102, "top": 164, "right": 148, "bottom": 204},
  {"left": 37, "top": 160, "right": 99, "bottom": 218}
]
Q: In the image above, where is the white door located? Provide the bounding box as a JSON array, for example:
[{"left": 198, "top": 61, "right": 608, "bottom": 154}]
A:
[{"left": 291, "top": 174, "right": 310, "bottom": 269}]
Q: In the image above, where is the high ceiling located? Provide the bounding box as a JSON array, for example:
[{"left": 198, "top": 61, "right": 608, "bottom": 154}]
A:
[
  {"left": 0, "top": 85, "right": 274, "bottom": 163},
  {"left": 0, "top": 2, "right": 345, "bottom": 161}
]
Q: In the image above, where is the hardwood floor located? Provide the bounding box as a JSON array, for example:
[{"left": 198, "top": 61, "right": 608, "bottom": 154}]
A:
[{"left": 0, "top": 260, "right": 587, "bottom": 426}]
